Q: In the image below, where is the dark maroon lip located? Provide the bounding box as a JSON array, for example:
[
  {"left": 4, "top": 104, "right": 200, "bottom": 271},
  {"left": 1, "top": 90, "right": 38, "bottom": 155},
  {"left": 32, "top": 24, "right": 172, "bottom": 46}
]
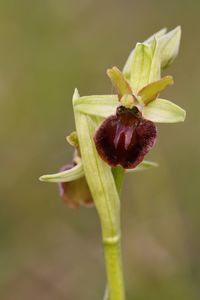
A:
[{"left": 94, "top": 105, "right": 157, "bottom": 169}]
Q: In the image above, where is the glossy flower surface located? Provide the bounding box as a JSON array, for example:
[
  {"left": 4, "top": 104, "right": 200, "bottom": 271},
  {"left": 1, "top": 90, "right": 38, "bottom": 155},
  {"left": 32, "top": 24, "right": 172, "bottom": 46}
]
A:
[{"left": 94, "top": 106, "right": 157, "bottom": 169}]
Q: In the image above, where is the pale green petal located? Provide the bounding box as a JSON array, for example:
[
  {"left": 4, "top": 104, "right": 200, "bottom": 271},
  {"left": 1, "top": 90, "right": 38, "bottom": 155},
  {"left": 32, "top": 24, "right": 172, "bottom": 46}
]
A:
[
  {"left": 123, "top": 28, "right": 166, "bottom": 78},
  {"left": 74, "top": 95, "right": 118, "bottom": 118},
  {"left": 126, "top": 160, "right": 158, "bottom": 173},
  {"left": 159, "top": 26, "right": 181, "bottom": 69},
  {"left": 39, "top": 161, "right": 84, "bottom": 183},
  {"left": 107, "top": 67, "right": 132, "bottom": 97},
  {"left": 143, "top": 98, "right": 186, "bottom": 123},
  {"left": 138, "top": 75, "right": 174, "bottom": 105},
  {"left": 130, "top": 39, "right": 160, "bottom": 92}
]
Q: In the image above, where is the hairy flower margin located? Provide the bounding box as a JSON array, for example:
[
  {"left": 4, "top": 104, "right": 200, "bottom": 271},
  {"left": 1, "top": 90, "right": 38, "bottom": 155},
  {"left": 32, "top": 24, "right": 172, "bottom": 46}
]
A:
[{"left": 40, "top": 26, "right": 185, "bottom": 208}]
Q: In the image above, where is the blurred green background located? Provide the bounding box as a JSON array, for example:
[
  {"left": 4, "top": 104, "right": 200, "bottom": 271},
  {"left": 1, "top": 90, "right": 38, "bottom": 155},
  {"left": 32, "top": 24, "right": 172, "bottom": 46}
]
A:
[{"left": 0, "top": 0, "right": 199, "bottom": 299}]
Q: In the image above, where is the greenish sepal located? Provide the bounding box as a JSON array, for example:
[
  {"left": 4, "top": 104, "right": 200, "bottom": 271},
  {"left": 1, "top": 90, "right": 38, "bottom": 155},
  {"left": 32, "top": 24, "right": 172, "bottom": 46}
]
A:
[
  {"left": 138, "top": 75, "right": 174, "bottom": 105},
  {"left": 130, "top": 39, "right": 160, "bottom": 92},
  {"left": 123, "top": 28, "right": 167, "bottom": 79},
  {"left": 159, "top": 26, "right": 181, "bottom": 69},
  {"left": 143, "top": 98, "right": 186, "bottom": 123},
  {"left": 107, "top": 67, "right": 132, "bottom": 97},
  {"left": 39, "top": 161, "right": 84, "bottom": 183},
  {"left": 74, "top": 95, "right": 118, "bottom": 118},
  {"left": 126, "top": 160, "right": 158, "bottom": 173}
]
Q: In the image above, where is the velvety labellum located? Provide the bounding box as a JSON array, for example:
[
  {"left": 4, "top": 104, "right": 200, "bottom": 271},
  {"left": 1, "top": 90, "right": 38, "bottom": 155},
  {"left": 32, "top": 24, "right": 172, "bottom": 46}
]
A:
[{"left": 94, "top": 106, "right": 157, "bottom": 169}]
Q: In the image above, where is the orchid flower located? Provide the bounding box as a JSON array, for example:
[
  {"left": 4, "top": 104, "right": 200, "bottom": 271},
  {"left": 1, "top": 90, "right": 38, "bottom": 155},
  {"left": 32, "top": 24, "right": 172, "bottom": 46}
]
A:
[{"left": 40, "top": 26, "right": 185, "bottom": 300}]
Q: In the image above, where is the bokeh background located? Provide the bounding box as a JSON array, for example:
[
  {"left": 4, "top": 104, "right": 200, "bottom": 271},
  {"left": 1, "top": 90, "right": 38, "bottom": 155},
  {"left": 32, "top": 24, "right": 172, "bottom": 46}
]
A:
[{"left": 0, "top": 0, "right": 200, "bottom": 299}]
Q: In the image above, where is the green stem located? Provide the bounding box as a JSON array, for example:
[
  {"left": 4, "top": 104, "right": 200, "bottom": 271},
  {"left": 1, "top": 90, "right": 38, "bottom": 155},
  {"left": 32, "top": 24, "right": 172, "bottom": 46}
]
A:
[
  {"left": 73, "top": 91, "right": 126, "bottom": 300},
  {"left": 103, "top": 236, "right": 125, "bottom": 300},
  {"left": 112, "top": 167, "right": 125, "bottom": 194}
]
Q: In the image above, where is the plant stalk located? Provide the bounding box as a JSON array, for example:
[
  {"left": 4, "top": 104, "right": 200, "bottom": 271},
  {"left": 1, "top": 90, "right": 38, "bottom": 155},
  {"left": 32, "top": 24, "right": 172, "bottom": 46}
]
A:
[
  {"left": 73, "top": 92, "right": 126, "bottom": 300},
  {"left": 103, "top": 236, "right": 125, "bottom": 300}
]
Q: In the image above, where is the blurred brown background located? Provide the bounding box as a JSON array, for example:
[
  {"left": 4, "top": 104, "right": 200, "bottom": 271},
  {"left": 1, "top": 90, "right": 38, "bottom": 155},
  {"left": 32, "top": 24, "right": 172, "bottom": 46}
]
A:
[{"left": 0, "top": 0, "right": 199, "bottom": 299}]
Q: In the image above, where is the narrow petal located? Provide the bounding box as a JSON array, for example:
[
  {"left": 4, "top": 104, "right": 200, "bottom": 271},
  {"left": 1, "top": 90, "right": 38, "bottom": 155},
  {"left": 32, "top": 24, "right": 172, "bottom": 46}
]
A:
[
  {"left": 143, "top": 98, "right": 186, "bottom": 123},
  {"left": 39, "top": 161, "right": 84, "bottom": 183},
  {"left": 74, "top": 95, "right": 118, "bottom": 118},
  {"left": 107, "top": 67, "right": 132, "bottom": 97},
  {"left": 138, "top": 76, "right": 174, "bottom": 105}
]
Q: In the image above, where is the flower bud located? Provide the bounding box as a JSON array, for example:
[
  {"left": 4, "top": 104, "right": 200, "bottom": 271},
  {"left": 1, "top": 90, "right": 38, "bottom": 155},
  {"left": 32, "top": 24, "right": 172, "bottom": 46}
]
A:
[{"left": 59, "top": 163, "right": 93, "bottom": 208}]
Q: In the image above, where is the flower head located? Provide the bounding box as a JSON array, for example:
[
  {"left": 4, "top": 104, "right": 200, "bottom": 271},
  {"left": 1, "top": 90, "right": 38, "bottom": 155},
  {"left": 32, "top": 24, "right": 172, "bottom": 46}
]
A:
[
  {"left": 93, "top": 65, "right": 178, "bottom": 169},
  {"left": 40, "top": 27, "right": 185, "bottom": 207},
  {"left": 39, "top": 26, "right": 185, "bottom": 300}
]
